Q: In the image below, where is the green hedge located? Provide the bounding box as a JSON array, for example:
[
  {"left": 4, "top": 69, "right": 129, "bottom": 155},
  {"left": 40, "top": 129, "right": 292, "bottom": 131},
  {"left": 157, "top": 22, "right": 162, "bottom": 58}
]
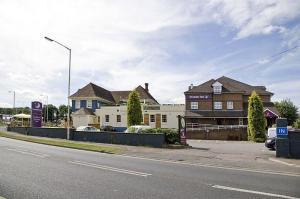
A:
[{"left": 140, "top": 128, "right": 179, "bottom": 144}]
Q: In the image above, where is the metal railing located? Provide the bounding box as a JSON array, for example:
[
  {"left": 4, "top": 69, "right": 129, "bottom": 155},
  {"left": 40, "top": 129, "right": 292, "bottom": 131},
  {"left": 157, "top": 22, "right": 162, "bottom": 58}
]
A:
[{"left": 186, "top": 123, "right": 247, "bottom": 131}]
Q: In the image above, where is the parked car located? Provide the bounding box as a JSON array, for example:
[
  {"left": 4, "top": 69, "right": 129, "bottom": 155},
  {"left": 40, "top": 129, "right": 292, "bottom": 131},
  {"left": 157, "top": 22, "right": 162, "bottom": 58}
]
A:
[
  {"left": 76, "top": 126, "right": 100, "bottom": 132},
  {"left": 100, "top": 125, "right": 116, "bottom": 131},
  {"left": 265, "top": 127, "right": 276, "bottom": 150},
  {"left": 125, "top": 125, "right": 151, "bottom": 133}
]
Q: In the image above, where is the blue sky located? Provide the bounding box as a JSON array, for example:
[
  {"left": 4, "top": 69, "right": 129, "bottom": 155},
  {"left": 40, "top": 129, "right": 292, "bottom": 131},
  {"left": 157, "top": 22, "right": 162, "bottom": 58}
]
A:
[{"left": 0, "top": 0, "right": 300, "bottom": 108}]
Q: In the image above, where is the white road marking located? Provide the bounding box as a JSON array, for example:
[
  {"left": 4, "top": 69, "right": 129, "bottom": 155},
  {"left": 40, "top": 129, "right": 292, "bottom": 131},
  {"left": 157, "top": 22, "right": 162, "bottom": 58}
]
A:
[
  {"left": 269, "top": 158, "right": 300, "bottom": 168},
  {"left": 212, "top": 185, "right": 300, "bottom": 199},
  {"left": 7, "top": 148, "right": 49, "bottom": 158},
  {"left": 69, "top": 160, "right": 152, "bottom": 177},
  {"left": 113, "top": 154, "right": 300, "bottom": 177}
]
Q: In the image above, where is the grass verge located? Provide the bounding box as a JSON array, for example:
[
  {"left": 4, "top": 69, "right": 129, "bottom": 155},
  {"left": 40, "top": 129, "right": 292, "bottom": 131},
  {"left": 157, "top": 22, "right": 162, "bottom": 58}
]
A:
[{"left": 0, "top": 131, "right": 121, "bottom": 154}]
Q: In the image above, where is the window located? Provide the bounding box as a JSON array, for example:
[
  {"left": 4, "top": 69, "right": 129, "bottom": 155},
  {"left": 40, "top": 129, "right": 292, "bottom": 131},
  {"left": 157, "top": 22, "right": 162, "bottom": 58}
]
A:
[
  {"left": 75, "top": 100, "right": 80, "bottom": 109},
  {"left": 239, "top": 118, "right": 243, "bottom": 125},
  {"left": 162, "top": 115, "right": 167, "bottom": 123},
  {"left": 213, "top": 86, "right": 222, "bottom": 94},
  {"left": 150, "top": 115, "right": 155, "bottom": 122},
  {"left": 87, "top": 100, "right": 92, "bottom": 108},
  {"left": 105, "top": 115, "right": 109, "bottom": 122},
  {"left": 227, "top": 101, "right": 233, "bottom": 109},
  {"left": 214, "top": 102, "right": 222, "bottom": 109},
  {"left": 98, "top": 116, "right": 100, "bottom": 123},
  {"left": 191, "top": 102, "right": 198, "bottom": 110},
  {"left": 117, "top": 115, "right": 121, "bottom": 123}
]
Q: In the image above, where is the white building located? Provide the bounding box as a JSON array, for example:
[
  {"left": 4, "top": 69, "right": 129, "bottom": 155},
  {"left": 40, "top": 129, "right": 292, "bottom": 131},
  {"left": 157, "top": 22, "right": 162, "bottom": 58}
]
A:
[{"left": 70, "top": 82, "right": 185, "bottom": 131}]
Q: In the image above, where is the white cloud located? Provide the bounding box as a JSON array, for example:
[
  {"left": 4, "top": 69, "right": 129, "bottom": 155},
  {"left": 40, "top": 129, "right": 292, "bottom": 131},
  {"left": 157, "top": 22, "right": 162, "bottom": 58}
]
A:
[{"left": 0, "top": 0, "right": 299, "bottom": 107}]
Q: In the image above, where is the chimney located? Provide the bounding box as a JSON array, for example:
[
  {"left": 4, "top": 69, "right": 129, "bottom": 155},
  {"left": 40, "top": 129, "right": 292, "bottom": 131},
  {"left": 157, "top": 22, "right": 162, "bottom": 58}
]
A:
[
  {"left": 189, "top": 83, "right": 193, "bottom": 90},
  {"left": 145, "top": 83, "right": 149, "bottom": 92}
]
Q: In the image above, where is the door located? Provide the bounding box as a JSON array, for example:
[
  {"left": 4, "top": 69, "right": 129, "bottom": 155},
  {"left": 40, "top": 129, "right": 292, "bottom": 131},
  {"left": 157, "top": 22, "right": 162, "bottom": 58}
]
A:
[
  {"left": 155, "top": 114, "right": 161, "bottom": 128},
  {"left": 144, "top": 114, "right": 149, "bottom": 125}
]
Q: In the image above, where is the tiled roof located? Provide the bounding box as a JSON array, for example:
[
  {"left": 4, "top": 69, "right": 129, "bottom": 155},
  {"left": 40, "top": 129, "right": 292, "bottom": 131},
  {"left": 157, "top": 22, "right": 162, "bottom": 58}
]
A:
[
  {"left": 185, "top": 110, "right": 246, "bottom": 118},
  {"left": 111, "top": 85, "right": 159, "bottom": 104},
  {"left": 70, "top": 83, "right": 115, "bottom": 103},
  {"left": 186, "top": 76, "right": 273, "bottom": 95},
  {"left": 70, "top": 83, "right": 159, "bottom": 105},
  {"left": 72, "top": 108, "right": 95, "bottom": 116}
]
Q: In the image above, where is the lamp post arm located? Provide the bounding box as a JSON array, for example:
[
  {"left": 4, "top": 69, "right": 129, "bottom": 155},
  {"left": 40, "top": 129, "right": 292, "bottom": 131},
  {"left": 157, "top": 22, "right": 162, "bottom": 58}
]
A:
[{"left": 52, "top": 40, "right": 70, "bottom": 51}]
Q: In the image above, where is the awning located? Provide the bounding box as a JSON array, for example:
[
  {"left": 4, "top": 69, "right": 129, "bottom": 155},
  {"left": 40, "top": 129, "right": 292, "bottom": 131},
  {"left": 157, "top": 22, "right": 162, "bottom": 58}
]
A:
[{"left": 13, "top": 113, "right": 31, "bottom": 119}]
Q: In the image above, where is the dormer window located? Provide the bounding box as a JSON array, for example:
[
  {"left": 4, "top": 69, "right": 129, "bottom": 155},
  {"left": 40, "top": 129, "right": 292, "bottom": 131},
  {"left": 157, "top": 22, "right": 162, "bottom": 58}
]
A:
[{"left": 212, "top": 81, "right": 222, "bottom": 94}]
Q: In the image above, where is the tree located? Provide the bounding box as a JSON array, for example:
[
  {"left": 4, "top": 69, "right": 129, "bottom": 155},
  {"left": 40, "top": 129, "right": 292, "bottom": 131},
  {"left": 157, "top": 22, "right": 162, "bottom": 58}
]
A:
[
  {"left": 127, "top": 90, "right": 142, "bottom": 127},
  {"left": 293, "top": 117, "right": 300, "bottom": 129},
  {"left": 58, "top": 105, "right": 70, "bottom": 119},
  {"left": 275, "top": 99, "right": 298, "bottom": 126},
  {"left": 42, "top": 104, "right": 58, "bottom": 122},
  {"left": 247, "top": 91, "right": 266, "bottom": 142}
]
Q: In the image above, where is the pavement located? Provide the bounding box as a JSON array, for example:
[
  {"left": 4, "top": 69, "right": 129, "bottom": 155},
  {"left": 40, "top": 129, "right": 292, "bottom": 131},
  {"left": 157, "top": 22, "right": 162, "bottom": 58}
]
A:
[{"left": 0, "top": 137, "right": 299, "bottom": 199}]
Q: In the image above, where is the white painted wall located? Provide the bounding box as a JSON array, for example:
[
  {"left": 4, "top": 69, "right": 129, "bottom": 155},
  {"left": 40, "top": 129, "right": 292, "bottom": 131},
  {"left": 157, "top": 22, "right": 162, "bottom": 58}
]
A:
[{"left": 94, "top": 104, "right": 185, "bottom": 129}]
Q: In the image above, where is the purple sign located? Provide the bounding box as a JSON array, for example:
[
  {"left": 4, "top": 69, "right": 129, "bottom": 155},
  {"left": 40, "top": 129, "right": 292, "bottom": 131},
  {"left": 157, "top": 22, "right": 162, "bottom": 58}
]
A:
[
  {"left": 264, "top": 109, "right": 277, "bottom": 118},
  {"left": 187, "top": 95, "right": 211, "bottom": 100},
  {"left": 31, "top": 101, "right": 42, "bottom": 127}
]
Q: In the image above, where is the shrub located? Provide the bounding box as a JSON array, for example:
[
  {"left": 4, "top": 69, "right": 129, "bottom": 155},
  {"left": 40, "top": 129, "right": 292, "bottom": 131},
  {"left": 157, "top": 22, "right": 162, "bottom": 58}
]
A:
[
  {"left": 293, "top": 118, "right": 300, "bottom": 129},
  {"left": 127, "top": 90, "right": 142, "bottom": 127},
  {"left": 247, "top": 91, "right": 266, "bottom": 142},
  {"left": 140, "top": 128, "right": 179, "bottom": 144}
]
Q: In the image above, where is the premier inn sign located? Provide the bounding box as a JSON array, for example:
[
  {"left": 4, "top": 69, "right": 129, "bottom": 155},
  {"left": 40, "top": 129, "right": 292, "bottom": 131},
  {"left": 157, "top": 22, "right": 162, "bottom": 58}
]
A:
[
  {"left": 31, "top": 101, "right": 42, "bottom": 128},
  {"left": 187, "top": 95, "right": 211, "bottom": 100}
]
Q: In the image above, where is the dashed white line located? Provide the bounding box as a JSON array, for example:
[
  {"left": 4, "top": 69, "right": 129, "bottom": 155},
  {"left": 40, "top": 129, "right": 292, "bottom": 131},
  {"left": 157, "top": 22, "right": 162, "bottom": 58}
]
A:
[
  {"left": 269, "top": 158, "right": 300, "bottom": 168},
  {"left": 112, "top": 154, "right": 300, "bottom": 177},
  {"left": 69, "top": 160, "right": 152, "bottom": 177},
  {"left": 7, "top": 148, "right": 49, "bottom": 158},
  {"left": 212, "top": 185, "right": 300, "bottom": 199}
]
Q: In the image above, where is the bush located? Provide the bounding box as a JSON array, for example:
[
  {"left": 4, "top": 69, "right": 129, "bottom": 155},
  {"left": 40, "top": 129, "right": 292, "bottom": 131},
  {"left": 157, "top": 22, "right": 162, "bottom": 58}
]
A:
[
  {"left": 140, "top": 128, "right": 179, "bottom": 144},
  {"left": 127, "top": 90, "right": 142, "bottom": 127},
  {"left": 247, "top": 91, "right": 266, "bottom": 142},
  {"left": 294, "top": 118, "right": 300, "bottom": 129}
]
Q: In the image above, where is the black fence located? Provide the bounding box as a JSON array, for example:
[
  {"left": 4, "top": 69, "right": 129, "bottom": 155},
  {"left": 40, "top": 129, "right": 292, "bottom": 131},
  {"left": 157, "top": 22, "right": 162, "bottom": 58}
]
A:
[
  {"left": 7, "top": 127, "right": 165, "bottom": 148},
  {"left": 276, "top": 130, "right": 300, "bottom": 159}
]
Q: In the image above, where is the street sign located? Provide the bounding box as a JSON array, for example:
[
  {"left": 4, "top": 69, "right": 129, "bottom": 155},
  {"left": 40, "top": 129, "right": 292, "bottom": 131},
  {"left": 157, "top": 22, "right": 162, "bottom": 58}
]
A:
[{"left": 276, "top": 127, "right": 288, "bottom": 136}]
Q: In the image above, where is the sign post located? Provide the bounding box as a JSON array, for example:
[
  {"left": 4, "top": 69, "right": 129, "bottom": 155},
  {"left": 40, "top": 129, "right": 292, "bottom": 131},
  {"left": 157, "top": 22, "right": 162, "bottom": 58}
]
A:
[{"left": 31, "top": 101, "right": 42, "bottom": 128}]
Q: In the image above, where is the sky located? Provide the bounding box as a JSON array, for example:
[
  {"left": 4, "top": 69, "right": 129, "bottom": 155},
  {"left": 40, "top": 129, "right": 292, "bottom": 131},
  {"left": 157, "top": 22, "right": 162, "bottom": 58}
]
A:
[{"left": 0, "top": 0, "right": 300, "bottom": 108}]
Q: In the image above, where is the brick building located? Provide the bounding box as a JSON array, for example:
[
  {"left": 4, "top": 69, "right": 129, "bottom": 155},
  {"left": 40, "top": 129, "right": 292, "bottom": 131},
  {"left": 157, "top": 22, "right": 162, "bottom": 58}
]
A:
[{"left": 184, "top": 76, "right": 279, "bottom": 127}]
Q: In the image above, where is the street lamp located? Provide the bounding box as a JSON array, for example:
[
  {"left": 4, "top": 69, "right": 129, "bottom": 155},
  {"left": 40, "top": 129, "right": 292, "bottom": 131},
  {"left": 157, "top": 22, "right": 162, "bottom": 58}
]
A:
[
  {"left": 40, "top": 94, "right": 48, "bottom": 124},
  {"left": 8, "top": 90, "right": 16, "bottom": 115},
  {"left": 45, "top": 36, "right": 71, "bottom": 140}
]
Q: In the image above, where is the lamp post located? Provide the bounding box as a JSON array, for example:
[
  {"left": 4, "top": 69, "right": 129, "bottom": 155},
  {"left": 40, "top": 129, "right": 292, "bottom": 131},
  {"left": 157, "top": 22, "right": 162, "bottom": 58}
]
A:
[
  {"left": 45, "top": 36, "right": 71, "bottom": 140},
  {"left": 8, "top": 91, "right": 16, "bottom": 115},
  {"left": 40, "top": 94, "right": 48, "bottom": 124}
]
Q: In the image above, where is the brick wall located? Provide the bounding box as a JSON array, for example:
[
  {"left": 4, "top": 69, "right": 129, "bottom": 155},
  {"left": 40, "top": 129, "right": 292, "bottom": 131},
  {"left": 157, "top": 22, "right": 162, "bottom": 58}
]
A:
[{"left": 186, "top": 128, "right": 248, "bottom": 140}]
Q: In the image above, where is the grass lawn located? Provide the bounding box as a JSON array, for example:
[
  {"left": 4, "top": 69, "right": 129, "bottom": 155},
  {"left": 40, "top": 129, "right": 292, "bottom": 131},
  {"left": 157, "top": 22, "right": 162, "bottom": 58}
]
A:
[{"left": 0, "top": 131, "right": 122, "bottom": 154}]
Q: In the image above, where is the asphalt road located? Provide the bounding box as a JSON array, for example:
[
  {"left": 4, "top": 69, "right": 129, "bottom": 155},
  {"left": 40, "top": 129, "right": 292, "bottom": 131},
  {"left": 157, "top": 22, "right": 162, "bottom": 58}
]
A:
[{"left": 0, "top": 137, "right": 299, "bottom": 199}]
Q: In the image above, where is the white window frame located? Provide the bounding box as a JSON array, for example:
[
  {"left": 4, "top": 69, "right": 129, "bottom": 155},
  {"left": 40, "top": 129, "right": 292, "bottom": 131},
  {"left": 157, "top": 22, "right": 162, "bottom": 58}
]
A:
[
  {"left": 239, "top": 118, "right": 243, "bottom": 125},
  {"left": 213, "top": 86, "right": 222, "bottom": 94},
  {"left": 87, "top": 100, "right": 92, "bottom": 108},
  {"left": 227, "top": 101, "right": 233, "bottom": 110},
  {"left": 117, "top": 115, "right": 121, "bottom": 123},
  {"left": 150, "top": 114, "right": 155, "bottom": 123},
  {"left": 75, "top": 100, "right": 80, "bottom": 109},
  {"left": 162, "top": 115, "right": 167, "bottom": 123},
  {"left": 191, "top": 102, "right": 198, "bottom": 110},
  {"left": 105, "top": 115, "right": 109, "bottom": 123},
  {"left": 214, "top": 102, "right": 222, "bottom": 110}
]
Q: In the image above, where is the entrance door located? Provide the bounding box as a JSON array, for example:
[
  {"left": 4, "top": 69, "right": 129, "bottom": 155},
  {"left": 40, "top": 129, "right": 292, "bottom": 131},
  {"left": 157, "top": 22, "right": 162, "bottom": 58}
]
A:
[
  {"left": 155, "top": 114, "right": 161, "bottom": 128},
  {"left": 144, "top": 114, "right": 149, "bottom": 125}
]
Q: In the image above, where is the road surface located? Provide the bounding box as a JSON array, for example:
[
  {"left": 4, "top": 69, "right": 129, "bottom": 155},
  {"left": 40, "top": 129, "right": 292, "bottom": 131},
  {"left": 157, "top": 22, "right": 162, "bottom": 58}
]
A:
[{"left": 0, "top": 137, "right": 299, "bottom": 199}]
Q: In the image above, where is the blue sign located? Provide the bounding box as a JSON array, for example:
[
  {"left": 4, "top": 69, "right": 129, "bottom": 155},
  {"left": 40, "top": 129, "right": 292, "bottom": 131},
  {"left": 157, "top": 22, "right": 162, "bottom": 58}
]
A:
[{"left": 276, "top": 127, "right": 288, "bottom": 136}]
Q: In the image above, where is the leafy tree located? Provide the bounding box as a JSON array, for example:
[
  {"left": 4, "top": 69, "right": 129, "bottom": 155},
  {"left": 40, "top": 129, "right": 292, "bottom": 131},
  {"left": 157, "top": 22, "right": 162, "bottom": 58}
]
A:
[
  {"left": 247, "top": 91, "right": 266, "bottom": 142},
  {"left": 42, "top": 104, "right": 58, "bottom": 122},
  {"left": 275, "top": 99, "right": 298, "bottom": 126},
  {"left": 293, "top": 117, "right": 300, "bottom": 129},
  {"left": 58, "top": 105, "right": 70, "bottom": 119},
  {"left": 127, "top": 90, "right": 142, "bottom": 127}
]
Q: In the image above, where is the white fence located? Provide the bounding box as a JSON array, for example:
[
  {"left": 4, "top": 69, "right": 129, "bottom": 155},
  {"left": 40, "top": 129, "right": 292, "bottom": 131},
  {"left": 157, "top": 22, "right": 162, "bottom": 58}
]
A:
[{"left": 186, "top": 123, "right": 247, "bottom": 131}]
